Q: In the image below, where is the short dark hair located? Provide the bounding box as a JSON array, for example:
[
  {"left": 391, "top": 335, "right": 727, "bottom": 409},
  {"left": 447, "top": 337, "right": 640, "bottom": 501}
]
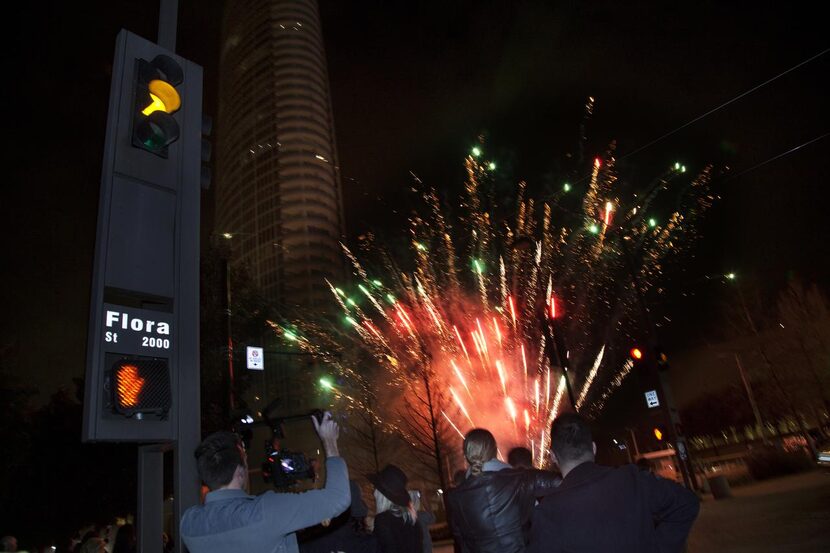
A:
[
  {"left": 194, "top": 431, "right": 244, "bottom": 490},
  {"left": 507, "top": 447, "right": 533, "bottom": 468},
  {"left": 550, "top": 412, "right": 593, "bottom": 463}
]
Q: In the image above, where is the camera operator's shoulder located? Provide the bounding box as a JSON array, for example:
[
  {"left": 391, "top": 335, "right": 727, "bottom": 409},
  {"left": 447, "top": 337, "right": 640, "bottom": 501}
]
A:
[{"left": 256, "top": 488, "right": 299, "bottom": 514}]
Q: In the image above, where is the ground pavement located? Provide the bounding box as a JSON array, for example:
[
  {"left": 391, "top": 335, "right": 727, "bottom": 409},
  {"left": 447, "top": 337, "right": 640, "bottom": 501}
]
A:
[{"left": 433, "top": 470, "right": 830, "bottom": 553}]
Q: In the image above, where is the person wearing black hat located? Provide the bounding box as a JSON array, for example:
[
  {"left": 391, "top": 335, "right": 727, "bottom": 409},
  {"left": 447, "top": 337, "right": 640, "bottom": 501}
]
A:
[{"left": 369, "top": 465, "right": 423, "bottom": 553}]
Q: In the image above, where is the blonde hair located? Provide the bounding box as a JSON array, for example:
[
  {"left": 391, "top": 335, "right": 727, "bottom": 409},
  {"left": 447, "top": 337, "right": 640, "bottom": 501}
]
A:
[
  {"left": 408, "top": 490, "right": 421, "bottom": 511},
  {"left": 464, "top": 428, "right": 498, "bottom": 477},
  {"left": 374, "top": 488, "right": 417, "bottom": 525}
]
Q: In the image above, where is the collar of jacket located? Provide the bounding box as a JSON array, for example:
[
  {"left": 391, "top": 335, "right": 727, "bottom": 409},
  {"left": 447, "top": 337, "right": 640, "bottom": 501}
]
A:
[
  {"left": 204, "top": 488, "right": 250, "bottom": 503},
  {"left": 484, "top": 459, "right": 512, "bottom": 472},
  {"left": 557, "top": 461, "right": 610, "bottom": 492},
  {"left": 466, "top": 458, "right": 512, "bottom": 477}
]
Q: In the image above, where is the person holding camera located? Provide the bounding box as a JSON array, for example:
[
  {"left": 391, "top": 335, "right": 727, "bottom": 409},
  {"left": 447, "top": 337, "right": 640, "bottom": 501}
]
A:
[{"left": 181, "top": 411, "right": 350, "bottom": 553}]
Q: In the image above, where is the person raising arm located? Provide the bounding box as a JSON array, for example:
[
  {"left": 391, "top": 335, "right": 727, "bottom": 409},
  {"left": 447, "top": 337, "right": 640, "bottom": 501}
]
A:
[{"left": 181, "top": 411, "right": 350, "bottom": 553}]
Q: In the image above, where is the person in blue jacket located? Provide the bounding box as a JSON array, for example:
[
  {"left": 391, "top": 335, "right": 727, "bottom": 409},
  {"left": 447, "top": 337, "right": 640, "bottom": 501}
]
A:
[{"left": 181, "top": 411, "right": 350, "bottom": 553}]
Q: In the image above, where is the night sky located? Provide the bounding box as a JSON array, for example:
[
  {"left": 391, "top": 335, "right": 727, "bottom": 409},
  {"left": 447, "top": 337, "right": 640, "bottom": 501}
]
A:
[{"left": 1, "top": 0, "right": 828, "bottom": 403}]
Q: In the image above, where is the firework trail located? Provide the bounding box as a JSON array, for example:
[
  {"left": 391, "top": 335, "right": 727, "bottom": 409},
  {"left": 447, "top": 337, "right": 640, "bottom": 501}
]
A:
[{"left": 270, "top": 115, "right": 714, "bottom": 467}]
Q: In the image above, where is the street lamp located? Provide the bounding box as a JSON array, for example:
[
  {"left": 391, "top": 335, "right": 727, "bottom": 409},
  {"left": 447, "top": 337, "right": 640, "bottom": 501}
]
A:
[
  {"left": 509, "top": 237, "right": 578, "bottom": 411},
  {"left": 724, "top": 272, "right": 817, "bottom": 455},
  {"left": 213, "top": 230, "right": 259, "bottom": 413},
  {"left": 542, "top": 300, "right": 576, "bottom": 409}
]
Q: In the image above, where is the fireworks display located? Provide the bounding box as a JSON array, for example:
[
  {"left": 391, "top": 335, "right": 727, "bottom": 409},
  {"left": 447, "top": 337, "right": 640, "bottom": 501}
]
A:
[{"left": 268, "top": 111, "right": 716, "bottom": 469}]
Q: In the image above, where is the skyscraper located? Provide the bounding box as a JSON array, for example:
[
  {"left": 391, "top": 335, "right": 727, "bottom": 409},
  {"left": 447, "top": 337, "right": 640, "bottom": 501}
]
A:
[{"left": 216, "top": 0, "right": 344, "bottom": 309}]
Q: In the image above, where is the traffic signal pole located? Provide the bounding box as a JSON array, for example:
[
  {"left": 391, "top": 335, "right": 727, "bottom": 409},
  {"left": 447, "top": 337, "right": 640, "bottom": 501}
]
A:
[
  {"left": 83, "top": 15, "right": 203, "bottom": 552},
  {"left": 158, "top": 0, "right": 178, "bottom": 51},
  {"left": 542, "top": 318, "right": 579, "bottom": 413},
  {"left": 155, "top": 5, "right": 203, "bottom": 551},
  {"left": 617, "top": 236, "right": 697, "bottom": 491}
]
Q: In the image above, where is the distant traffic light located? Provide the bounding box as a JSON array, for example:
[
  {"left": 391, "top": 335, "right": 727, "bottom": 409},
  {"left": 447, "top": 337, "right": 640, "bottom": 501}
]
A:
[
  {"left": 655, "top": 348, "right": 669, "bottom": 371},
  {"left": 111, "top": 357, "right": 171, "bottom": 417},
  {"left": 132, "top": 54, "right": 184, "bottom": 156},
  {"left": 630, "top": 347, "right": 643, "bottom": 360},
  {"left": 653, "top": 426, "right": 665, "bottom": 441}
]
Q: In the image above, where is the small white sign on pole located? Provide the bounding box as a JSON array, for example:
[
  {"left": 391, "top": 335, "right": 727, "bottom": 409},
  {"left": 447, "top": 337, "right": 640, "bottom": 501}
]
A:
[
  {"left": 246, "top": 346, "right": 264, "bottom": 370},
  {"left": 645, "top": 390, "right": 660, "bottom": 408}
]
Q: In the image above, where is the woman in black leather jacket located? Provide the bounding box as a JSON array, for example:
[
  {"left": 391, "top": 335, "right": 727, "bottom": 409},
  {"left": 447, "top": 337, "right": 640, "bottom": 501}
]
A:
[{"left": 447, "top": 429, "right": 561, "bottom": 553}]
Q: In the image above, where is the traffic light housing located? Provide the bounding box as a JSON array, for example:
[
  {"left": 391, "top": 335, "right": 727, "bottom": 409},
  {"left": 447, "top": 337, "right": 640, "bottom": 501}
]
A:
[
  {"left": 83, "top": 30, "right": 202, "bottom": 443},
  {"left": 132, "top": 55, "right": 183, "bottom": 157}
]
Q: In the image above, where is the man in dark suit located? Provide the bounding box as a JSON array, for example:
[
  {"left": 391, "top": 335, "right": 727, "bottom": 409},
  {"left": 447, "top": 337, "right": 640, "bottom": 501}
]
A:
[{"left": 529, "top": 413, "right": 699, "bottom": 553}]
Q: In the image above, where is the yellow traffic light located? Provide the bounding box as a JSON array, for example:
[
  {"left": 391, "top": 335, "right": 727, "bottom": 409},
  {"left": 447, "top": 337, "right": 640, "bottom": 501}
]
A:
[
  {"left": 141, "top": 80, "right": 181, "bottom": 116},
  {"left": 132, "top": 55, "right": 184, "bottom": 156},
  {"left": 653, "top": 427, "right": 664, "bottom": 441}
]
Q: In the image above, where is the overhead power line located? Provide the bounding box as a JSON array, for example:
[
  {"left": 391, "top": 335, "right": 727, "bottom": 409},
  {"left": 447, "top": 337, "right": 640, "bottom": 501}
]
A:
[
  {"left": 726, "top": 132, "right": 830, "bottom": 181},
  {"left": 621, "top": 48, "right": 829, "bottom": 161}
]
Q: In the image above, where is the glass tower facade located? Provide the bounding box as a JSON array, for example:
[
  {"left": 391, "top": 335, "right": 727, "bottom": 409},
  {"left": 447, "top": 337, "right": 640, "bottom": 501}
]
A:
[{"left": 216, "top": 0, "right": 344, "bottom": 309}]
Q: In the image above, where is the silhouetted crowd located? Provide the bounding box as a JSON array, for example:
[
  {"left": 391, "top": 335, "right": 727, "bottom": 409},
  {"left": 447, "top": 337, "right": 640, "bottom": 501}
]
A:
[
  {"left": 0, "top": 525, "right": 172, "bottom": 553},
  {"left": 3, "top": 411, "right": 698, "bottom": 552},
  {"left": 178, "top": 411, "right": 699, "bottom": 553}
]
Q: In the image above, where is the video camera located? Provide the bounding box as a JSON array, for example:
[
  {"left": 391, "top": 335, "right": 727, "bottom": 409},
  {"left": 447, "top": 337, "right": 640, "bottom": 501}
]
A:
[
  {"left": 262, "top": 447, "right": 316, "bottom": 488},
  {"left": 261, "top": 408, "right": 325, "bottom": 489}
]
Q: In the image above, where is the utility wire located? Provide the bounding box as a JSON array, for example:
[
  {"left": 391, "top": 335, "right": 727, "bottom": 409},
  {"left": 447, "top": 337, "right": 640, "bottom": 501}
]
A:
[
  {"left": 620, "top": 48, "right": 829, "bottom": 161},
  {"left": 553, "top": 47, "right": 830, "bottom": 194},
  {"left": 725, "top": 132, "right": 830, "bottom": 181},
  {"left": 542, "top": 132, "right": 830, "bottom": 225}
]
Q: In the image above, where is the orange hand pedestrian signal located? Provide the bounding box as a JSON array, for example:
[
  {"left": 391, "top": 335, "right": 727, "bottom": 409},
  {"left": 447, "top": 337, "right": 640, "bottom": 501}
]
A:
[
  {"left": 109, "top": 357, "right": 172, "bottom": 417},
  {"left": 115, "top": 364, "right": 145, "bottom": 408}
]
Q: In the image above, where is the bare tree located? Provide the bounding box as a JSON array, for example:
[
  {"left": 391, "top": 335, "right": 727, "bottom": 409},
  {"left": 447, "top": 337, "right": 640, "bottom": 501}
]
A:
[
  {"left": 397, "top": 351, "right": 463, "bottom": 500},
  {"left": 724, "top": 280, "right": 815, "bottom": 453},
  {"left": 342, "top": 391, "right": 403, "bottom": 476},
  {"left": 776, "top": 279, "right": 830, "bottom": 418}
]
